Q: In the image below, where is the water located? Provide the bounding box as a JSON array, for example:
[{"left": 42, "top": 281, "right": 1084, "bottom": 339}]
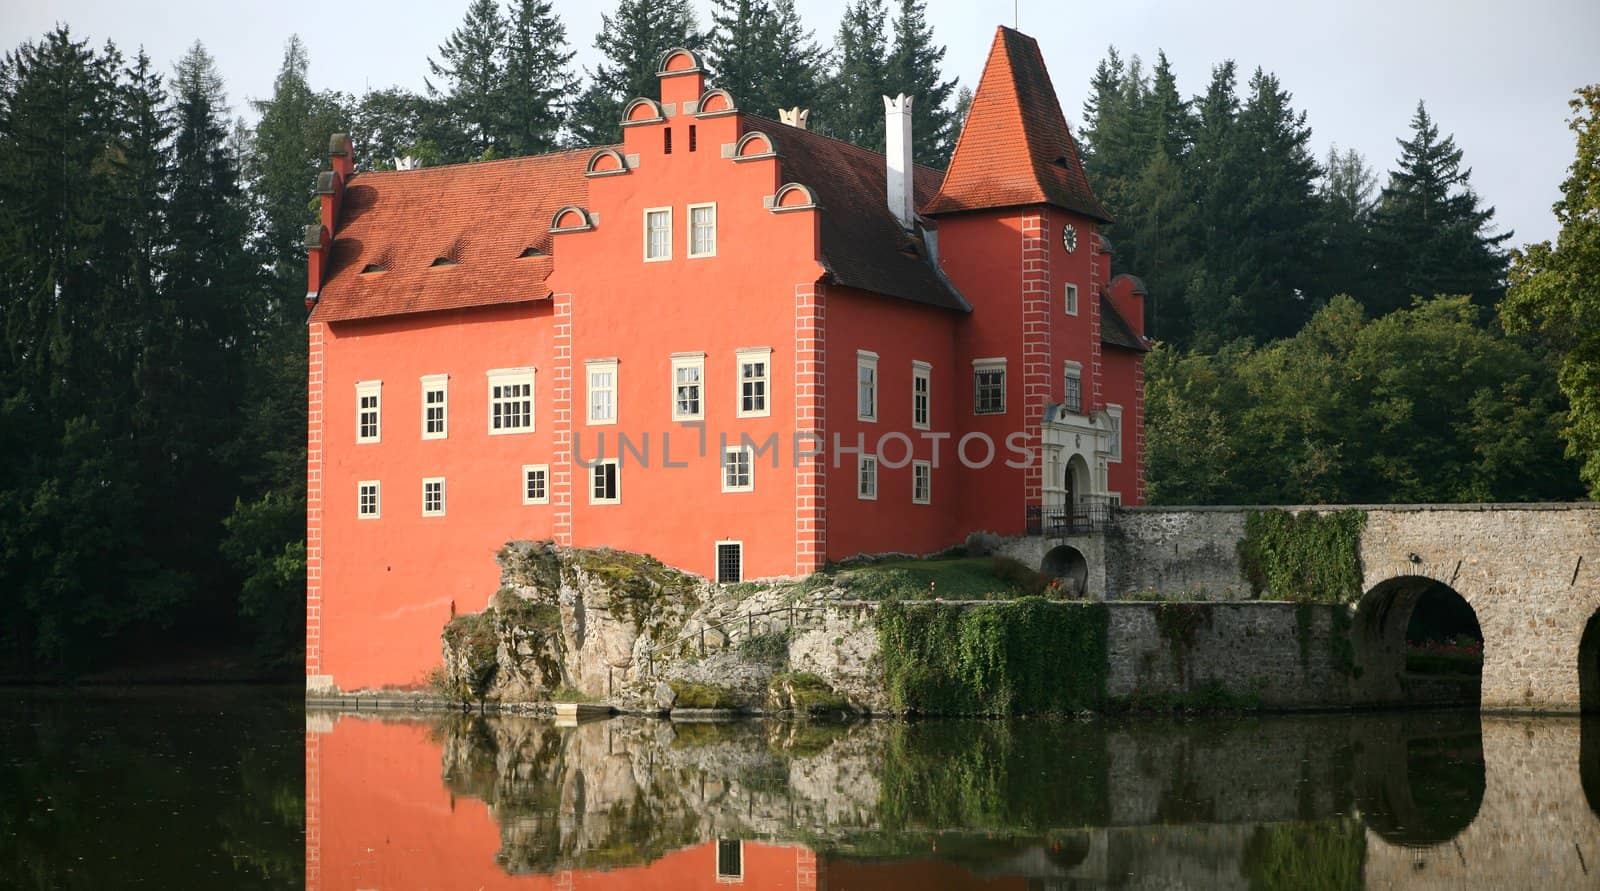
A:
[{"left": 6, "top": 691, "right": 1600, "bottom": 889}]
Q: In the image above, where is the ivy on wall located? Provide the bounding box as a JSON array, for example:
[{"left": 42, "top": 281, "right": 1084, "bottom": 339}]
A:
[
  {"left": 875, "top": 598, "right": 1109, "bottom": 715},
  {"left": 1238, "top": 509, "right": 1368, "bottom": 603}
]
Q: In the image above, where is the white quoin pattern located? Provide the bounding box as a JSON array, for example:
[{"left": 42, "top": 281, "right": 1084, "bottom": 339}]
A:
[{"left": 884, "top": 94, "right": 915, "bottom": 230}]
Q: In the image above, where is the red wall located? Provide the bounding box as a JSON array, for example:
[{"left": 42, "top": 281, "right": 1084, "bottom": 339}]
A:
[
  {"left": 311, "top": 717, "right": 811, "bottom": 890},
  {"left": 822, "top": 286, "right": 961, "bottom": 560},
  {"left": 548, "top": 90, "right": 824, "bottom": 582},
  {"left": 320, "top": 302, "right": 558, "bottom": 690}
]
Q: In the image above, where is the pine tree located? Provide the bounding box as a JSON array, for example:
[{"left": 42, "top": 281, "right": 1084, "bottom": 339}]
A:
[
  {"left": 760, "top": 0, "right": 825, "bottom": 115},
  {"left": 1231, "top": 68, "right": 1323, "bottom": 340},
  {"left": 570, "top": 0, "right": 701, "bottom": 145},
  {"left": 0, "top": 29, "right": 176, "bottom": 671},
  {"left": 1313, "top": 145, "right": 1378, "bottom": 304},
  {"left": 886, "top": 0, "right": 957, "bottom": 166},
  {"left": 162, "top": 42, "right": 263, "bottom": 610},
  {"left": 1079, "top": 46, "right": 1125, "bottom": 168},
  {"left": 1184, "top": 60, "right": 1249, "bottom": 347},
  {"left": 500, "top": 0, "right": 578, "bottom": 154},
  {"left": 247, "top": 36, "right": 347, "bottom": 310},
  {"left": 1123, "top": 150, "right": 1195, "bottom": 341},
  {"left": 427, "top": 0, "right": 508, "bottom": 159},
  {"left": 706, "top": 0, "right": 776, "bottom": 108},
  {"left": 349, "top": 87, "right": 448, "bottom": 169},
  {"left": 822, "top": 0, "right": 889, "bottom": 148},
  {"left": 1369, "top": 101, "right": 1511, "bottom": 315},
  {"left": 1143, "top": 51, "right": 1189, "bottom": 163}
]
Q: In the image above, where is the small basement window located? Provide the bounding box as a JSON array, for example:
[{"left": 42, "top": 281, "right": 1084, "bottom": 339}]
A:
[{"left": 715, "top": 544, "right": 743, "bottom": 585}]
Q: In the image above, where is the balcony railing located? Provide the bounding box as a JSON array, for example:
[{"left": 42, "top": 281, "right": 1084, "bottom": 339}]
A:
[{"left": 1027, "top": 497, "right": 1117, "bottom": 536}]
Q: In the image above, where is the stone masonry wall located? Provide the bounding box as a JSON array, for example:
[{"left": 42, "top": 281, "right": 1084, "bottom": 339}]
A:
[{"left": 1105, "top": 602, "right": 1356, "bottom": 708}]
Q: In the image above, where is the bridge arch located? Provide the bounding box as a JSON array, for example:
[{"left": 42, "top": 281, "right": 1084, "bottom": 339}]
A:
[
  {"left": 1353, "top": 575, "right": 1483, "bottom": 707},
  {"left": 1355, "top": 714, "right": 1485, "bottom": 847},
  {"left": 1041, "top": 545, "right": 1087, "bottom": 597}
]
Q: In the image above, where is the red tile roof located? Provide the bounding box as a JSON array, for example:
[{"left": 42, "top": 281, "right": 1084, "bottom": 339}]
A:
[
  {"left": 310, "top": 149, "right": 596, "bottom": 323},
  {"left": 755, "top": 116, "right": 968, "bottom": 312},
  {"left": 924, "top": 27, "right": 1110, "bottom": 221},
  {"left": 1099, "top": 295, "right": 1149, "bottom": 352}
]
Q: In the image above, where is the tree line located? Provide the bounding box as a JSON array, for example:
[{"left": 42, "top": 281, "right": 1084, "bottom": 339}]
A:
[
  {"left": 1, "top": 4, "right": 1594, "bottom": 677},
  {"left": 1081, "top": 48, "right": 1593, "bottom": 505}
]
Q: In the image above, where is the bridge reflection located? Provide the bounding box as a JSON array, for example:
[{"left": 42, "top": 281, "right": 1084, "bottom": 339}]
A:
[{"left": 304, "top": 712, "right": 1600, "bottom": 889}]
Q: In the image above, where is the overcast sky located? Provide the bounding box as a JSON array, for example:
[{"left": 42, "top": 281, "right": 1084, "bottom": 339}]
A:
[{"left": 7, "top": 0, "right": 1597, "bottom": 244}]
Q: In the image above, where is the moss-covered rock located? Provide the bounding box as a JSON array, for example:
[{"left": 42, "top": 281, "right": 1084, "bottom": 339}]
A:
[
  {"left": 766, "top": 672, "right": 857, "bottom": 716},
  {"left": 667, "top": 680, "right": 746, "bottom": 710}
]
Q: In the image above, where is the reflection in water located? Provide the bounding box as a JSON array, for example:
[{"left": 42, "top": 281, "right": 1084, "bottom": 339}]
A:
[
  {"left": 306, "top": 710, "right": 1600, "bottom": 889},
  {"left": 0, "top": 687, "right": 305, "bottom": 890}
]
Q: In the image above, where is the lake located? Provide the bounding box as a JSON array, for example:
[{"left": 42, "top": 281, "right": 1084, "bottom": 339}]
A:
[{"left": 5, "top": 688, "right": 1600, "bottom": 888}]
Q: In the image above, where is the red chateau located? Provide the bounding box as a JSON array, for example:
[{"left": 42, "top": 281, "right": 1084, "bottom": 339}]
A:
[{"left": 305, "top": 27, "right": 1150, "bottom": 691}]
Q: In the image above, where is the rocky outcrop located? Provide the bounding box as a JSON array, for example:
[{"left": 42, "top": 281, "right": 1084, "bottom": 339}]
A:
[{"left": 439, "top": 541, "right": 883, "bottom": 712}]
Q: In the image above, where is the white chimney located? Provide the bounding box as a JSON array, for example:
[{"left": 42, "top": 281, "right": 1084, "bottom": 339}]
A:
[{"left": 884, "top": 94, "right": 915, "bottom": 230}]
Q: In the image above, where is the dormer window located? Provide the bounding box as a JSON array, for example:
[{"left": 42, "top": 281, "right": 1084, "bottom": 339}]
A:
[
  {"left": 429, "top": 256, "right": 456, "bottom": 267},
  {"left": 518, "top": 246, "right": 545, "bottom": 258},
  {"left": 360, "top": 263, "right": 385, "bottom": 274}
]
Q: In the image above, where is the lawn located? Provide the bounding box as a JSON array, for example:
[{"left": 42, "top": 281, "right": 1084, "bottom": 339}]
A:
[{"left": 823, "top": 555, "right": 1054, "bottom": 601}]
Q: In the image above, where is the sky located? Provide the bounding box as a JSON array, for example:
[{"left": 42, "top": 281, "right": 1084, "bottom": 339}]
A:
[{"left": 5, "top": 0, "right": 1597, "bottom": 245}]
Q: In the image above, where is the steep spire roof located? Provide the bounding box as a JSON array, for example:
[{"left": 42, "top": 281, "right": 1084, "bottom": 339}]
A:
[{"left": 924, "top": 27, "right": 1110, "bottom": 221}]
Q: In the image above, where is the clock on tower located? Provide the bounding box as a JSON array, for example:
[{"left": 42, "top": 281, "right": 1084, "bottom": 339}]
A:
[{"left": 1061, "top": 223, "right": 1078, "bottom": 253}]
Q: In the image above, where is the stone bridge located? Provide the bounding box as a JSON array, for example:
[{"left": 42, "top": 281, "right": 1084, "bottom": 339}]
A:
[{"left": 1002, "top": 504, "right": 1600, "bottom": 713}]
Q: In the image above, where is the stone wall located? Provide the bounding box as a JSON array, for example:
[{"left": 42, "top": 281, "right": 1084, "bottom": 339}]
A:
[{"left": 1105, "top": 602, "right": 1359, "bottom": 709}]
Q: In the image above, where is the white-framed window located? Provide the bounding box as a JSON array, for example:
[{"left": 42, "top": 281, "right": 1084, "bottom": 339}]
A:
[
  {"left": 912, "top": 361, "right": 931, "bottom": 430},
  {"left": 1108, "top": 491, "right": 1123, "bottom": 506},
  {"left": 357, "top": 480, "right": 380, "bottom": 518},
  {"left": 714, "top": 543, "right": 743, "bottom": 585},
  {"left": 1064, "top": 282, "right": 1080, "bottom": 316},
  {"left": 857, "top": 350, "right": 879, "bottom": 422},
  {"left": 486, "top": 367, "right": 535, "bottom": 434},
  {"left": 687, "top": 202, "right": 716, "bottom": 257},
  {"left": 721, "top": 445, "right": 754, "bottom": 493},
  {"left": 912, "top": 460, "right": 931, "bottom": 504},
  {"left": 356, "top": 380, "right": 382, "bottom": 443},
  {"left": 586, "top": 359, "right": 618, "bottom": 425},
  {"left": 1063, "top": 361, "right": 1083, "bottom": 415},
  {"left": 1107, "top": 403, "right": 1124, "bottom": 462},
  {"left": 736, "top": 347, "right": 771, "bottom": 418},
  {"left": 421, "top": 477, "right": 445, "bottom": 517},
  {"left": 522, "top": 464, "right": 549, "bottom": 505},
  {"left": 420, "top": 374, "right": 448, "bottom": 440},
  {"left": 644, "top": 206, "right": 671, "bottom": 261},
  {"left": 973, "top": 358, "right": 1007, "bottom": 415},
  {"left": 857, "top": 454, "right": 878, "bottom": 500},
  {"left": 671, "top": 354, "right": 704, "bottom": 421},
  {"left": 590, "top": 459, "right": 619, "bottom": 504}
]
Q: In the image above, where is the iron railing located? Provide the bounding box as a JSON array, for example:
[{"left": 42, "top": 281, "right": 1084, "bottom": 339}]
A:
[{"left": 1027, "top": 497, "right": 1117, "bottom": 536}]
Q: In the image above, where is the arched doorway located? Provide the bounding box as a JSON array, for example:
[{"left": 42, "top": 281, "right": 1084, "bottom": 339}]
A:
[
  {"left": 1041, "top": 545, "right": 1088, "bottom": 598},
  {"left": 1064, "top": 455, "right": 1090, "bottom": 508},
  {"left": 1353, "top": 576, "right": 1483, "bottom": 707}
]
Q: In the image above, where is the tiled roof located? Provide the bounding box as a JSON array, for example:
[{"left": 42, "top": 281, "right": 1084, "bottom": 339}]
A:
[
  {"left": 754, "top": 116, "right": 969, "bottom": 312},
  {"left": 310, "top": 150, "right": 596, "bottom": 323},
  {"left": 1100, "top": 295, "right": 1148, "bottom": 352},
  {"left": 924, "top": 27, "right": 1110, "bottom": 221}
]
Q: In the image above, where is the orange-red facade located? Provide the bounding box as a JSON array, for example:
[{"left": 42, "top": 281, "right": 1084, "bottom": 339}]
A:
[{"left": 306, "top": 28, "right": 1148, "bottom": 691}]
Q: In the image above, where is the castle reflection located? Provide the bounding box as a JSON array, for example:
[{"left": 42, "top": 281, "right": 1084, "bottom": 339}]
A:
[{"left": 304, "top": 712, "right": 1600, "bottom": 889}]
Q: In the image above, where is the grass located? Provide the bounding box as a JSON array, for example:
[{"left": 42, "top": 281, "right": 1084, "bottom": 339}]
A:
[{"left": 825, "top": 555, "right": 1051, "bottom": 601}]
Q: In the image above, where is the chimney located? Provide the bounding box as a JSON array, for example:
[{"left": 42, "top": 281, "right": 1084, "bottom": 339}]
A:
[
  {"left": 884, "top": 94, "right": 914, "bottom": 230},
  {"left": 779, "top": 107, "right": 810, "bottom": 130}
]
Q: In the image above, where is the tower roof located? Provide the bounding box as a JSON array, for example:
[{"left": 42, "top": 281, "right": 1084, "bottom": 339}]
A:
[{"left": 924, "top": 27, "right": 1110, "bottom": 221}]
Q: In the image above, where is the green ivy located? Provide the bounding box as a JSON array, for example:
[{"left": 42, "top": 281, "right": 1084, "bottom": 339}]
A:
[
  {"left": 1238, "top": 509, "right": 1367, "bottom": 603},
  {"left": 875, "top": 598, "right": 1108, "bottom": 715},
  {"left": 1154, "top": 602, "right": 1212, "bottom": 683}
]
